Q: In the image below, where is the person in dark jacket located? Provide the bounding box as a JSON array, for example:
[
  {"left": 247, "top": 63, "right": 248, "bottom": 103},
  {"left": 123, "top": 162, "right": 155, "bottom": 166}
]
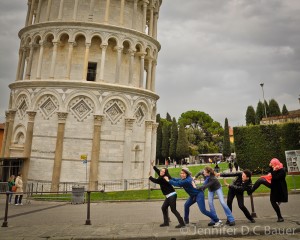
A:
[
  {"left": 149, "top": 161, "right": 185, "bottom": 228},
  {"left": 195, "top": 167, "right": 235, "bottom": 227},
  {"left": 269, "top": 158, "right": 288, "bottom": 222},
  {"left": 219, "top": 170, "right": 255, "bottom": 223}
]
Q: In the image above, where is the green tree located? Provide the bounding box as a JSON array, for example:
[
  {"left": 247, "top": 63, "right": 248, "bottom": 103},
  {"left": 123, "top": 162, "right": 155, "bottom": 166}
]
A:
[
  {"left": 166, "top": 112, "right": 172, "bottom": 122},
  {"left": 255, "top": 101, "right": 264, "bottom": 124},
  {"left": 161, "top": 122, "right": 171, "bottom": 160},
  {"left": 282, "top": 104, "right": 289, "bottom": 116},
  {"left": 223, "top": 118, "right": 231, "bottom": 158},
  {"left": 176, "top": 124, "right": 189, "bottom": 159},
  {"left": 269, "top": 99, "right": 281, "bottom": 117},
  {"left": 246, "top": 106, "right": 256, "bottom": 125},
  {"left": 156, "top": 114, "right": 163, "bottom": 163},
  {"left": 169, "top": 117, "right": 178, "bottom": 160}
]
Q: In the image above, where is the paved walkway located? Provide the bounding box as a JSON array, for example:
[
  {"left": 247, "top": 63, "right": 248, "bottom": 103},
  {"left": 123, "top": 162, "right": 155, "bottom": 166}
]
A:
[{"left": 0, "top": 194, "right": 299, "bottom": 240}]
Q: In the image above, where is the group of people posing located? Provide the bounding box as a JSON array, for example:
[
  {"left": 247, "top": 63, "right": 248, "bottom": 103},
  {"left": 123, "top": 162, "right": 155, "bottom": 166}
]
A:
[
  {"left": 149, "top": 158, "right": 288, "bottom": 228},
  {"left": 7, "top": 172, "right": 24, "bottom": 205}
]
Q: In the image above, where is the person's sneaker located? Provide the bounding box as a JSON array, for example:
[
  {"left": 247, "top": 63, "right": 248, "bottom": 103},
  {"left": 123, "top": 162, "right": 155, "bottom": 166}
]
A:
[
  {"left": 207, "top": 222, "right": 215, "bottom": 226},
  {"left": 277, "top": 218, "right": 284, "bottom": 222},
  {"left": 175, "top": 223, "right": 186, "bottom": 228},
  {"left": 160, "top": 223, "right": 169, "bottom": 227},
  {"left": 184, "top": 220, "right": 189, "bottom": 225},
  {"left": 229, "top": 221, "right": 236, "bottom": 226},
  {"left": 19, "top": 203, "right": 23, "bottom": 206},
  {"left": 213, "top": 220, "right": 223, "bottom": 228},
  {"left": 15, "top": 203, "right": 19, "bottom": 206},
  {"left": 250, "top": 219, "right": 256, "bottom": 223},
  {"left": 225, "top": 220, "right": 230, "bottom": 225}
]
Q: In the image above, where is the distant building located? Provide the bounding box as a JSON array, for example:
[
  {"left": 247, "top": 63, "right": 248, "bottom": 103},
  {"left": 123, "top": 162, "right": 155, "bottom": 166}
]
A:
[{"left": 260, "top": 109, "right": 300, "bottom": 125}]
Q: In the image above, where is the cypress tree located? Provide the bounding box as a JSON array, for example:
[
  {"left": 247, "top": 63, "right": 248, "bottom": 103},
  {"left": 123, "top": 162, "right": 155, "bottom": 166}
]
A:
[
  {"left": 169, "top": 117, "right": 178, "bottom": 161},
  {"left": 223, "top": 118, "right": 231, "bottom": 158},
  {"left": 264, "top": 100, "right": 269, "bottom": 117},
  {"left": 269, "top": 99, "right": 281, "bottom": 117},
  {"left": 166, "top": 112, "right": 172, "bottom": 122},
  {"left": 161, "top": 123, "right": 170, "bottom": 160},
  {"left": 246, "top": 106, "right": 256, "bottom": 125},
  {"left": 255, "top": 101, "right": 264, "bottom": 124},
  {"left": 282, "top": 104, "right": 289, "bottom": 115},
  {"left": 176, "top": 124, "right": 189, "bottom": 160}
]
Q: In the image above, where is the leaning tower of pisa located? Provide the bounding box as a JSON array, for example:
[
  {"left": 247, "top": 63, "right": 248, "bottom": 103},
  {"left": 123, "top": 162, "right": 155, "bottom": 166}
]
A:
[{"left": 2, "top": 0, "right": 162, "bottom": 190}]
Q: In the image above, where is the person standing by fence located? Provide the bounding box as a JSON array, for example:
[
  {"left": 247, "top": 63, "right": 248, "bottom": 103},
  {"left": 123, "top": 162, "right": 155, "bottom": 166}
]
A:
[
  {"left": 7, "top": 175, "right": 15, "bottom": 204},
  {"left": 14, "top": 172, "right": 24, "bottom": 205}
]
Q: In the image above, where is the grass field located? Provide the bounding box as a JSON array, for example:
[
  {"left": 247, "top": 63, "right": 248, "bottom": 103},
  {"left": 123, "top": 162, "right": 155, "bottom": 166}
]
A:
[{"left": 31, "top": 164, "right": 300, "bottom": 201}]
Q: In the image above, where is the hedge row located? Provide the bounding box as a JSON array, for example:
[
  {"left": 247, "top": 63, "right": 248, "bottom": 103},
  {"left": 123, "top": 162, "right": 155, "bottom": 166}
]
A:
[{"left": 233, "top": 123, "right": 300, "bottom": 172}]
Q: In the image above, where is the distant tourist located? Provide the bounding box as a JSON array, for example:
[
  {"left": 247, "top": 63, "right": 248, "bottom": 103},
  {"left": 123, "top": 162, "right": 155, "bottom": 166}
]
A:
[
  {"left": 234, "top": 161, "right": 239, "bottom": 172},
  {"left": 14, "top": 172, "right": 24, "bottom": 205},
  {"left": 214, "top": 164, "right": 220, "bottom": 173},
  {"left": 7, "top": 175, "right": 15, "bottom": 204},
  {"left": 228, "top": 161, "right": 233, "bottom": 172}
]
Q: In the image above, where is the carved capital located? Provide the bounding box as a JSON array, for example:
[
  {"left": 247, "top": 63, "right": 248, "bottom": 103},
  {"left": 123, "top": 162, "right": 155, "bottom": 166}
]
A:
[
  {"left": 125, "top": 118, "right": 135, "bottom": 129},
  {"left": 152, "top": 122, "right": 159, "bottom": 133},
  {"left": 57, "top": 112, "right": 68, "bottom": 123},
  {"left": 145, "top": 120, "right": 153, "bottom": 130},
  {"left": 94, "top": 114, "right": 104, "bottom": 126},
  {"left": 26, "top": 111, "right": 37, "bottom": 122}
]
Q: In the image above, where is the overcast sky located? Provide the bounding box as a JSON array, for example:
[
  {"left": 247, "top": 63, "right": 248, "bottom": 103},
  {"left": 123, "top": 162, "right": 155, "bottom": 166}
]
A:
[{"left": 0, "top": 0, "right": 299, "bottom": 127}]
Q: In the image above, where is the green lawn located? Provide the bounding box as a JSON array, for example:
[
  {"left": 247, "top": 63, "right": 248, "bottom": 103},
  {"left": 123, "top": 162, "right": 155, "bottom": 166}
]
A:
[{"left": 31, "top": 174, "right": 300, "bottom": 202}]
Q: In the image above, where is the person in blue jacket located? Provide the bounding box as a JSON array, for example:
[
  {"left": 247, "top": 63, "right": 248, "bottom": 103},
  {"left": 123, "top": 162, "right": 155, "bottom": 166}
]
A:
[{"left": 164, "top": 168, "right": 222, "bottom": 227}]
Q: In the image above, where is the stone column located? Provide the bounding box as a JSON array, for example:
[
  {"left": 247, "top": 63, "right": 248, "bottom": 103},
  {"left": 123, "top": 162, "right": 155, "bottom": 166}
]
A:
[
  {"left": 65, "top": 41, "right": 74, "bottom": 79},
  {"left": 89, "top": 115, "right": 103, "bottom": 190},
  {"left": 4, "top": 110, "right": 16, "bottom": 158},
  {"left": 22, "top": 111, "right": 37, "bottom": 184},
  {"left": 150, "top": 122, "right": 158, "bottom": 176},
  {"left": 132, "top": 0, "right": 138, "bottom": 29},
  {"left": 58, "top": 0, "right": 64, "bottom": 20},
  {"left": 123, "top": 118, "right": 135, "bottom": 180},
  {"left": 46, "top": 0, "right": 52, "bottom": 21},
  {"left": 25, "top": 43, "right": 35, "bottom": 80},
  {"left": 25, "top": 1, "right": 31, "bottom": 27},
  {"left": 88, "top": 0, "right": 95, "bottom": 21},
  {"left": 82, "top": 43, "right": 91, "bottom": 80},
  {"left": 28, "top": 0, "right": 36, "bottom": 26},
  {"left": 153, "top": 12, "right": 158, "bottom": 39},
  {"left": 139, "top": 53, "right": 145, "bottom": 88},
  {"left": 1, "top": 111, "right": 10, "bottom": 158},
  {"left": 142, "top": 0, "right": 148, "bottom": 33},
  {"left": 16, "top": 49, "right": 23, "bottom": 80},
  {"left": 51, "top": 112, "right": 68, "bottom": 192},
  {"left": 49, "top": 41, "right": 58, "bottom": 79},
  {"left": 99, "top": 44, "right": 107, "bottom": 80},
  {"left": 143, "top": 120, "right": 153, "bottom": 178},
  {"left": 104, "top": 0, "right": 111, "bottom": 24},
  {"left": 36, "top": 41, "right": 44, "bottom": 79},
  {"left": 114, "top": 46, "right": 123, "bottom": 83},
  {"left": 19, "top": 48, "right": 28, "bottom": 80},
  {"left": 128, "top": 49, "right": 135, "bottom": 85},
  {"left": 146, "top": 58, "right": 152, "bottom": 90},
  {"left": 120, "top": 0, "right": 125, "bottom": 26},
  {"left": 73, "top": 0, "right": 79, "bottom": 21},
  {"left": 149, "top": 3, "right": 154, "bottom": 36},
  {"left": 35, "top": 0, "right": 42, "bottom": 23},
  {"left": 151, "top": 60, "right": 157, "bottom": 91}
]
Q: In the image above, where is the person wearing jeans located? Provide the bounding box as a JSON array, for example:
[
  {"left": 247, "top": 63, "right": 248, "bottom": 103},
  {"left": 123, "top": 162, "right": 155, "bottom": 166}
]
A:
[
  {"left": 196, "top": 167, "right": 235, "bottom": 227},
  {"left": 164, "top": 168, "right": 221, "bottom": 227}
]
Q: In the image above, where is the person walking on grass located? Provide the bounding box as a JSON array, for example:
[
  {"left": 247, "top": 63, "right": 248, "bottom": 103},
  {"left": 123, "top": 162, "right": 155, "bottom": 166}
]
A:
[
  {"left": 195, "top": 166, "right": 235, "bottom": 226},
  {"left": 149, "top": 161, "right": 185, "bottom": 228},
  {"left": 219, "top": 169, "right": 256, "bottom": 224},
  {"left": 164, "top": 168, "right": 222, "bottom": 228}
]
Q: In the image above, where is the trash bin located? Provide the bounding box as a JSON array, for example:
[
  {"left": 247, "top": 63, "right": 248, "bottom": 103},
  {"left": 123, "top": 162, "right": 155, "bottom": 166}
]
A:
[{"left": 71, "top": 185, "right": 85, "bottom": 204}]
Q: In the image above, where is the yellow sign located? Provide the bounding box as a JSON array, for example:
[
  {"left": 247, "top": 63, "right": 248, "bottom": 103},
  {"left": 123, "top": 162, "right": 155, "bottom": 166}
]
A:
[{"left": 80, "top": 154, "right": 87, "bottom": 160}]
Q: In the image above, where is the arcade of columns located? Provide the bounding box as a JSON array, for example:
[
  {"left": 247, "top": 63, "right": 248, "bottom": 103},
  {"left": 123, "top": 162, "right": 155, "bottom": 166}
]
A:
[{"left": 1, "top": 0, "right": 162, "bottom": 190}]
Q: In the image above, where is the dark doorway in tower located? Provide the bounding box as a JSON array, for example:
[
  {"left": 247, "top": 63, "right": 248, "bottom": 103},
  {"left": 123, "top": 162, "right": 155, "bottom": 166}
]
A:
[{"left": 87, "top": 62, "right": 97, "bottom": 81}]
